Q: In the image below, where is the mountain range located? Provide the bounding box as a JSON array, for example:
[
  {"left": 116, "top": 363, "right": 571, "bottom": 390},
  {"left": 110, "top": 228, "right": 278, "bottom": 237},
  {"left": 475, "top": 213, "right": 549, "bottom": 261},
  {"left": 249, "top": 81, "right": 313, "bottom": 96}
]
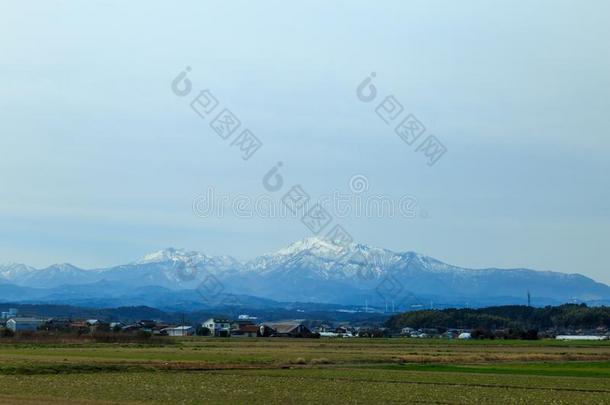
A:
[{"left": 1, "top": 238, "right": 609, "bottom": 311}]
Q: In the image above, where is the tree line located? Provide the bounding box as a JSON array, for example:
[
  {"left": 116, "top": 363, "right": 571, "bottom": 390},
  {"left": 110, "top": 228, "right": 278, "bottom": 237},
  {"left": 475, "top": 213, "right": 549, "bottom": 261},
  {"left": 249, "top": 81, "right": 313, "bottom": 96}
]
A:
[{"left": 385, "top": 304, "right": 610, "bottom": 331}]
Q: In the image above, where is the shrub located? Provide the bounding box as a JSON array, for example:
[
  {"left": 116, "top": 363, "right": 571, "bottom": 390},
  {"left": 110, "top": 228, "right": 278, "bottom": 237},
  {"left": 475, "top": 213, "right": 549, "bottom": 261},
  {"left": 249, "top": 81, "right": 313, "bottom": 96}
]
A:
[
  {"left": 471, "top": 327, "right": 495, "bottom": 339},
  {"left": 0, "top": 328, "right": 15, "bottom": 338},
  {"left": 290, "top": 357, "right": 307, "bottom": 365},
  {"left": 135, "top": 330, "right": 152, "bottom": 340},
  {"left": 521, "top": 329, "right": 539, "bottom": 340},
  {"left": 17, "top": 330, "right": 35, "bottom": 339}
]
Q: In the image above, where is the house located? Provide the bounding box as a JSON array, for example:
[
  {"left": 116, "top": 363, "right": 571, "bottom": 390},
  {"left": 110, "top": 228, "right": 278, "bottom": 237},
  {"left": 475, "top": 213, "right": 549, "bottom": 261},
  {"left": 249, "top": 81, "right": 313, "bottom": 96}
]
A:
[
  {"left": 334, "top": 326, "right": 354, "bottom": 337},
  {"left": 6, "top": 317, "right": 45, "bottom": 332},
  {"left": 315, "top": 324, "right": 333, "bottom": 333},
  {"left": 42, "top": 318, "right": 71, "bottom": 331},
  {"left": 231, "top": 319, "right": 254, "bottom": 330},
  {"left": 441, "top": 330, "right": 459, "bottom": 339},
  {"left": 110, "top": 322, "right": 124, "bottom": 331},
  {"left": 152, "top": 324, "right": 171, "bottom": 335},
  {"left": 318, "top": 325, "right": 354, "bottom": 338},
  {"left": 335, "top": 326, "right": 349, "bottom": 334},
  {"left": 162, "top": 326, "right": 194, "bottom": 337},
  {"left": 121, "top": 324, "right": 143, "bottom": 333},
  {"left": 89, "top": 322, "right": 111, "bottom": 333},
  {"left": 319, "top": 331, "right": 340, "bottom": 337},
  {"left": 260, "top": 321, "right": 313, "bottom": 338},
  {"left": 202, "top": 318, "right": 231, "bottom": 337},
  {"left": 231, "top": 324, "right": 259, "bottom": 338},
  {"left": 69, "top": 321, "right": 88, "bottom": 332},
  {"left": 137, "top": 320, "right": 157, "bottom": 330}
]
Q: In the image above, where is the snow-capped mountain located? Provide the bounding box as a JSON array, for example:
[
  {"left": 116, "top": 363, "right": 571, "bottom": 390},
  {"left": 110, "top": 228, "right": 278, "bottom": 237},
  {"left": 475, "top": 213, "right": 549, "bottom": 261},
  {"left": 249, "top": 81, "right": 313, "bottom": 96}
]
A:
[
  {"left": 1, "top": 238, "right": 609, "bottom": 308},
  {"left": 0, "top": 263, "right": 96, "bottom": 288},
  {"left": 134, "top": 247, "right": 240, "bottom": 270},
  {"left": 0, "top": 263, "right": 36, "bottom": 281}
]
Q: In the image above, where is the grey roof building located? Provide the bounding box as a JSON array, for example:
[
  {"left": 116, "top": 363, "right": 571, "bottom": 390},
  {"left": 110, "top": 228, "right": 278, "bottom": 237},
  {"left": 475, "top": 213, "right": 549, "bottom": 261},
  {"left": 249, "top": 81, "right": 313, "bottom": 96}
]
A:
[{"left": 6, "top": 317, "right": 45, "bottom": 332}]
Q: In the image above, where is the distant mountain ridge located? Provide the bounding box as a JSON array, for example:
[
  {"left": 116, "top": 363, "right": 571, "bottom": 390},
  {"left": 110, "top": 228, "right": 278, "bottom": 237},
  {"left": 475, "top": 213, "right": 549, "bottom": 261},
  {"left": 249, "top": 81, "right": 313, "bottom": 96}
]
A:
[{"left": 1, "top": 238, "right": 609, "bottom": 309}]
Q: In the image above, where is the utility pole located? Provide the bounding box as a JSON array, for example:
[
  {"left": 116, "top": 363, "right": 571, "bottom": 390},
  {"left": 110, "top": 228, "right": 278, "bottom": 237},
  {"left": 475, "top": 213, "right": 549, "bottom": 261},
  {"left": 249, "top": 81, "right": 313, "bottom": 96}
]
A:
[{"left": 527, "top": 290, "right": 531, "bottom": 307}]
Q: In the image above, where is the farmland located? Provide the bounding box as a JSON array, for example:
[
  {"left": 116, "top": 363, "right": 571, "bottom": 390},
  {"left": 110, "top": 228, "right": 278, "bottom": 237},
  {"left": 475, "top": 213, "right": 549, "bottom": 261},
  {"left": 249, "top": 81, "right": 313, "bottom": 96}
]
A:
[{"left": 0, "top": 338, "right": 609, "bottom": 404}]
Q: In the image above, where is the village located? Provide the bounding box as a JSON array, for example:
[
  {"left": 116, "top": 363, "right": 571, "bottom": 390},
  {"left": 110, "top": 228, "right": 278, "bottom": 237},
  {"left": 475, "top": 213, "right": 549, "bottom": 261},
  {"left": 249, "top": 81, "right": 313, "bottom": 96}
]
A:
[
  {"left": 0, "top": 307, "right": 470, "bottom": 339},
  {"left": 1, "top": 308, "right": 608, "bottom": 340},
  {"left": 1, "top": 308, "right": 367, "bottom": 339}
]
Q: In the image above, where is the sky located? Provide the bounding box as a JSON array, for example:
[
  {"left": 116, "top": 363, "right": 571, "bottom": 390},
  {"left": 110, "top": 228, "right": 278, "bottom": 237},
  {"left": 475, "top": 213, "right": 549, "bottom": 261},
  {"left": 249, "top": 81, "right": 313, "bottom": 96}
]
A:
[{"left": 1, "top": 1, "right": 609, "bottom": 283}]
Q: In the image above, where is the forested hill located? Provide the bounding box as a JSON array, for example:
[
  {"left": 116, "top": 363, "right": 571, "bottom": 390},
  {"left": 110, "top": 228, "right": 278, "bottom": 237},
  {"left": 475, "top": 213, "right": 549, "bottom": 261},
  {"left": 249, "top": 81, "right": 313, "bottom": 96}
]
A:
[{"left": 385, "top": 304, "right": 610, "bottom": 331}]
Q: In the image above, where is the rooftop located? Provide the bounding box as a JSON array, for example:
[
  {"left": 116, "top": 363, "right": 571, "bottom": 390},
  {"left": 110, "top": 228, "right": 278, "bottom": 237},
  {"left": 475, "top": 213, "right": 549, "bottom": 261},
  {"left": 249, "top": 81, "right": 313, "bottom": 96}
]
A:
[{"left": 7, "top": 317, "right": 45, "bottom": 322}]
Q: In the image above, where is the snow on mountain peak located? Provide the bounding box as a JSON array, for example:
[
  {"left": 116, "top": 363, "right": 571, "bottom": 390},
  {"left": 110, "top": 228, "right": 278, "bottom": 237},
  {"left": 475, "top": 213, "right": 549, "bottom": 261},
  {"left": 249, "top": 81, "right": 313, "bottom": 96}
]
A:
[
  {"left": 274, "top": 237, "right": 350, "bottom": 258},
  {"left": 134, "top": 248, "right": 242, "bottom": 271},
  {"left": 135, "top": 248, "right": 207, "bottom": 265},
  {"left": 0, "top": 263, "right": 36, "bottom": 280},
  {"left": 43, "top": 263, "right": 81, "bottom": 272}
]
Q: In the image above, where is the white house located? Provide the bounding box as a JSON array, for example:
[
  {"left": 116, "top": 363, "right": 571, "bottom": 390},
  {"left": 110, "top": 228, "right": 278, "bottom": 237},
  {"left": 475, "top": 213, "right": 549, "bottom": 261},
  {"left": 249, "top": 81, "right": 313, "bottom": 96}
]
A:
[
  {"left": 202, "top": 318, "right": 231, "bottom": 337},
  {"left": 6, "top": 317, "right": 45, "bottom": 332}
]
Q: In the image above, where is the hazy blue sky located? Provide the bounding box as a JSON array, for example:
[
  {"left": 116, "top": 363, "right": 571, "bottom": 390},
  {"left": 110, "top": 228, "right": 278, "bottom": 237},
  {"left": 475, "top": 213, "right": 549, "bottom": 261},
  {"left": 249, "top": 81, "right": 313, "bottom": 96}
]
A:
[{"left": 1, "top": 1, "right": 609, "bottom": 282}]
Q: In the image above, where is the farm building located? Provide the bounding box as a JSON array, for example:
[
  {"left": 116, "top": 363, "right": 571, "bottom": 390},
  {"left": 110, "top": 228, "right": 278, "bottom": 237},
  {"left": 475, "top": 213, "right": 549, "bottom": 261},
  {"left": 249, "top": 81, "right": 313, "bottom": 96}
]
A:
[
  {"left": 6, "top": 317, "right": 45, "bottom": 332},
  {"left": 162, "top": 326, "right": 195, "bottom": 336},
  {"left": 555, "top": 335, "right": 608, "bottom": 341}
]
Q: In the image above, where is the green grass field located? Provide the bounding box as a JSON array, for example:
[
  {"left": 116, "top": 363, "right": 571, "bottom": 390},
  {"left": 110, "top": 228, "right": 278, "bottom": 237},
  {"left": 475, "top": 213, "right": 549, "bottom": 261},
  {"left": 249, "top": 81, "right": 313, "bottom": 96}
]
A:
[{"left": 1, "top": 338, "right": 609, "bottom": 404}]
